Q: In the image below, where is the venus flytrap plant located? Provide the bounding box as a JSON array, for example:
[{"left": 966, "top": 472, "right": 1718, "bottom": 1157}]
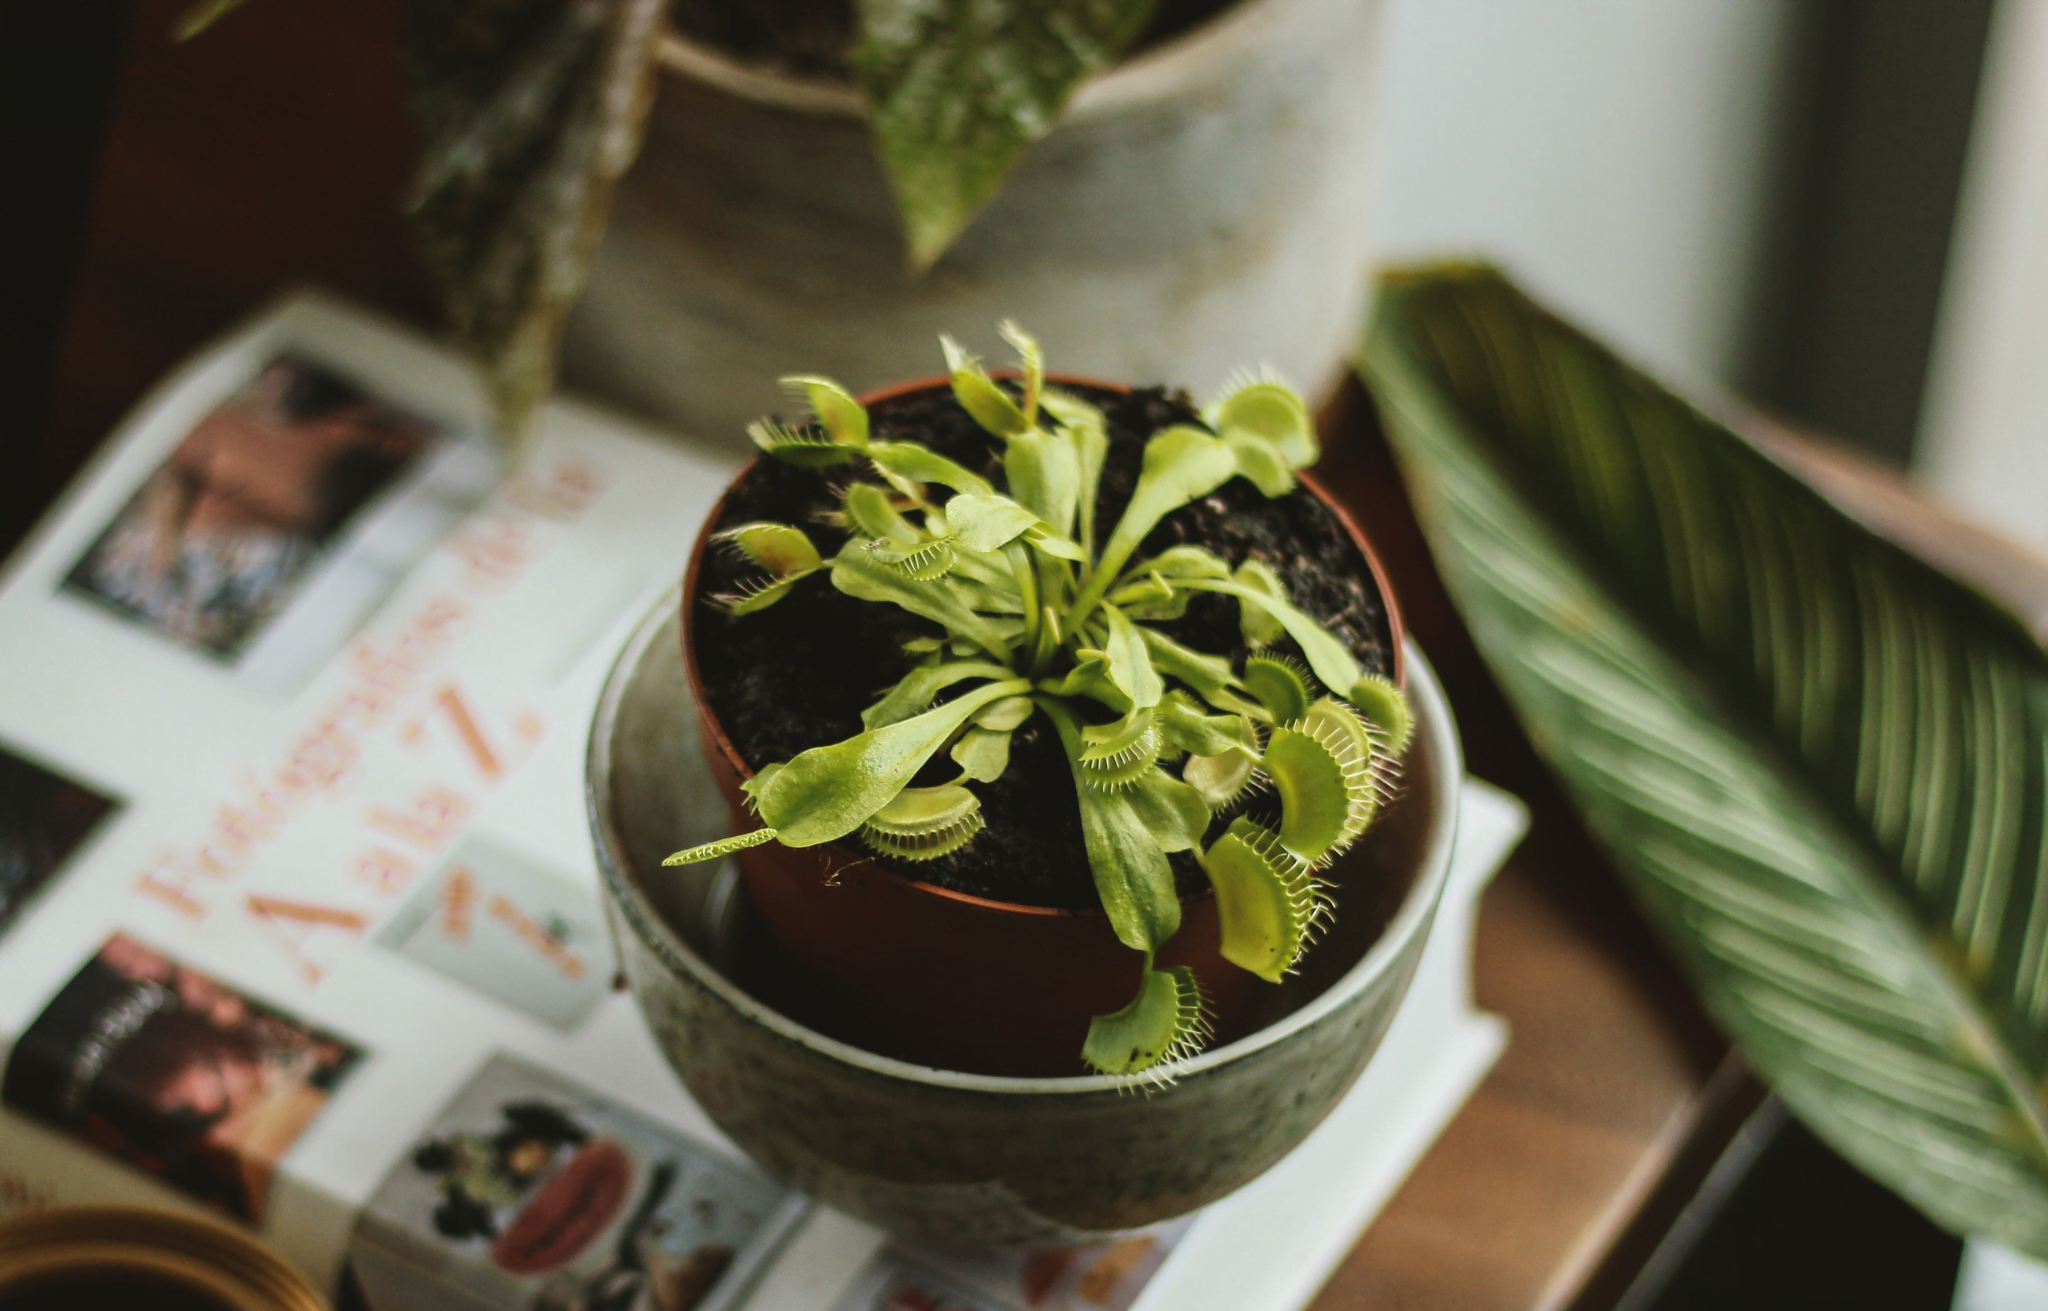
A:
[{"left": 670, "top": 326, "right": 1411, "bottom": 1082}]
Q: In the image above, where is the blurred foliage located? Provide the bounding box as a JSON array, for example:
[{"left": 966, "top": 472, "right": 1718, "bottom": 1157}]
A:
[
  {"left": 1363, "top": 264, "right": 2048, "bottom": 1256},
  {"left": 180, "top": 0, "right": 1167, "bottom": 450},
  {"left": 403, "top": 0, "right": 667, "bottom": 457},
  {"left": 854, "top": 0, "right": 1158, "bottom": 271}
]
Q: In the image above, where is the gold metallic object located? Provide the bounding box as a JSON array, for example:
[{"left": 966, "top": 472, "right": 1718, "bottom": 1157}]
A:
[{"left": 0, "top": 1204, "right": 326, "bottom": 1311}]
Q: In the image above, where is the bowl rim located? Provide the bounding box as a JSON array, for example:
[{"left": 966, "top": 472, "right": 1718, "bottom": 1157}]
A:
[{"left": 588, "top": 589, "right": 1462, "bottom": 1097}]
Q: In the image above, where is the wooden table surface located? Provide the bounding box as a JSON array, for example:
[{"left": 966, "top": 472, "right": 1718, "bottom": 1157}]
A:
[{"left": 21, "top": 4, "right": 1757, "bottom": 1306}]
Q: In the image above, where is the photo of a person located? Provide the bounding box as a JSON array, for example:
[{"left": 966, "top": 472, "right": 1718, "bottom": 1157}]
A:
[
  {"left": 1, "top": 933, "right": 362, "bottom": 1220},
  {"left": 0, "top": 744, "right": 118, "bottom": 938},
  {"left": 64, "top": 355, "right": 436, "bottom": 659}
]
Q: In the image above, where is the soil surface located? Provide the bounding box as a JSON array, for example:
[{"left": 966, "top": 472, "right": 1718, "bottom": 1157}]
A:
[
  {"left": 692, "top": 383, "right": 1395, "bottom": 909},
  {"left": 671, "top": 0, "right": 1244, "bottom": 82}
]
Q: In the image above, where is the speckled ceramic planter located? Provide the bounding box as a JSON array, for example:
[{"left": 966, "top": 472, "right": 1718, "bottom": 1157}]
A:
[
  {"left": 559, "top": 0, "right": 1390, "bottom": 451},
  {"left": 588, "top": 590, "right": 1462, "bottom": 1247}
]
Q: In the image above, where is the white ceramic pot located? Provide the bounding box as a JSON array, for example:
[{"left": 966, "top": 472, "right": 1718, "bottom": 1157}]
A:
[{"left": 561, "top": 0, "right": 1390, "bottom": 449}]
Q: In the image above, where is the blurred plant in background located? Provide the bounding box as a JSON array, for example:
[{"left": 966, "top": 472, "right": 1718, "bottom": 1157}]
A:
[
  {"left": 182, "top": 0, "right": 1167, "bottom": 453},
  {"left": 1364, "top": 264, "right": 2048, "bottom": 1259}
]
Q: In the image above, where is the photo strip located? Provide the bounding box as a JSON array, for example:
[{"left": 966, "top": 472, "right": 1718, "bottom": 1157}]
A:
[
  {"left": 1, "top": 933, "right": 363, "bottom": 1221},
  {"left": 64, "top": 353, "right": 497, "bottom": 695},
  {"left": 0, "top": 743, "right": 119, "bottom": 940}
]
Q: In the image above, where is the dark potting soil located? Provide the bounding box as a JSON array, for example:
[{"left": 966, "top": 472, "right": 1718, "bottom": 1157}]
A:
[
  {"left": 693, "top": 383, "right": 1395, "bottom": 910},
  {"left": 671, "top": 0, "right": 1244, "bottom": 82}
]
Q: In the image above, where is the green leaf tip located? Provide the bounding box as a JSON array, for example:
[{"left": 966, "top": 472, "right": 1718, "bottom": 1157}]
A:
[
  {"left": 1242, "top": 653, "right": 1314, "bottom": 725},
  {"left": 1083, "top": 965, "right": 1214, "bottom": 1082},
  {"left": 941, "top": 336, "right": 1031, "bottom": 438},
  {"left": 663, "top": 827, "right": 778, "bottom": 866},
  {"left": 1347, "top": 672, "right": 1413, "bottom": 756},
  {"left": 867, "top": 535, "right": 958, "bottom": 581},
  {"left": 749, "top": 419, "right": 858, "bottom": 468},
  {"left": 1232, "top": 558, "right": 1289, "bottom": 647},
  {"left": 781, "top": 374, "right": 870, "bottom": 449},
  {"left": 716, "top": 522, "right": 822, "bottom": 576},
  {"left": 1206, "top": 375, "right": 1318, "bottom": 472},
  {"left": 1268, "top": 698, "right": 1384, "bottom": 868},
  {"left": 856, "top": 0, "right": 1160, "bottom": 270},
  {"left": 860, "top": 784, "right": 986, "bottom": 861},
  {"left": 1078, "top": 706, "right": 1165, "bottom": 790},
  {"left": 1202, "top": 817, "right": 1327, "bottom": 982}
]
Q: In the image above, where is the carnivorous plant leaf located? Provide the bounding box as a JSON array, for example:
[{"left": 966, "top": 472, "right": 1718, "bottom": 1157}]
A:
[
  {"left": 1041, "top": 388, "right": 1109, "bottom": 555},
  {"left": 751, "top": 678, "right": 1031, "bottom": 847},
  {"left": 1264, "top": 725, "right": 1352, "bottom": 867},
  {"left": 1180, "top": 577, "right": 1364, "bottom": 705},
  {"left": 832, "top": 546, "right": 1014, "bottom": 659},
  {"left": 781, "top": 374, "right": 869, "bottom": 448},
  {"left": 1232, "top": 558, "right": 1288, "bottom": 647},
  {"left": 860, "top": 783, "right": 986, "bottom": 860},
  {"left": 950, "top": 727, "right": 1013, "bottom": 782},
  {"left": 1125, "top": 767, "right": 1212, "bottom": 853},
  {"left": 717, "top": 522, "right": 822, "bottom": 577},
  {"left": 1348, "top": 671, "right": 1414, "bottom": 754},
  {"left": 843, "top": 482, "right": 922, "bottom": 545},
  {"left": 866, "top": 441, "right": 995, "bottom": 496},
  {"left": 1083, "top": 966, "right": 1212, "bottom": 1080},
  {"left": 749, "top": 419, "right": 859, "bottom": 468},
  {"left": 941, "top": 336, "right": 1030, "bottom": 437},
  {"left": 663, "top": 826, "right": 779, "bottom": 867},
  {"left": 1004, "top": 427, "right": 1082, "bottom": 540},
  {"left": 945, "top": 493, "right": 1041, "bottom": 553},
  {"left": 1183, "top": 736, "right": 1261, "bottom": 809},
  {"left": 1241, "top": 653, "right": 1313, "bottom": 725},
  {"left": 867, "top": 535, "right": 958, "bottom": 581},
  {"left": 1158, "top": 691, "right": 1254, "bottom": 758},
  {"left": 713, "top": 573, "right": 814, "bottom": 616},
  {"left": 1100, "top": 604, "right": 1164, "bottom": 709},
  {"left": 1079, "top": 706, "right": 1165, "bottom": 790},
  {"left": 1042, "top": 698, "right": 1181, "bottom": 951},
  {"left": 1227, "top": 433, "right": 1294, "bottom": 496},
  {"left": 1202, "top": 817, "right": 1326, "bottom": 982},
  {"left": 1082, "top": 426, "right": 1239, "bottom": 612},
  {"left": 1208, "top": 378, "right": 1318, "bottom": 470},
  {"left": 974, "top": 695, "right": 1036, "bottom": 731},
  {"left": 863, "top": 661, "right": 1012, "bottom": 729},
  {"left": 1138, "top": 629, "right": 1265, "bottom": 719}
]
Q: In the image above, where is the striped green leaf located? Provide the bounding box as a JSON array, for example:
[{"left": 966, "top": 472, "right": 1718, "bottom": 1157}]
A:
[{"left": 1363, "top": 264, "right": 2048, "bottom": 1256}]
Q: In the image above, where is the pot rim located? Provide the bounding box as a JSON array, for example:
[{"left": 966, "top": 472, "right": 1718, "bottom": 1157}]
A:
[
  {"left": 590, "top": 594, "right": 1460, "bottom": 1096},
  {"left": 653, "top": 0, "right": 1296, "bottom": 124},
  {"left": 680, "top": 373, "right": 1406, "bottom": 924}
]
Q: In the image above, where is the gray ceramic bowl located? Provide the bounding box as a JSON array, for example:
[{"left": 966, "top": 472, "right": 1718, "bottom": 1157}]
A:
[{"left": 588, "top": 590, "right": 1462, "bottom": 1247}]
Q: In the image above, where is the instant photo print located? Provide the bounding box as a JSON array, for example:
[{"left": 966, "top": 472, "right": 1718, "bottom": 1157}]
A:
[
  {"left": 1, "top": 933, "right": 363, "bottom": 1221},
  {"left": 376, "top": 835, "right": 615, "bottom": 1032},
  {"left": 62, "top": 352, "right": 497, "bottom": 696},
  {"left": 349, "top": 1054, "right": 807, "bottom": 1311}
]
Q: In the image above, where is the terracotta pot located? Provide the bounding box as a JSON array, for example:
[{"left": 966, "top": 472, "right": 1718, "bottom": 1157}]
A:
[
  {"left": 679, "top": 378, "right": 1405, "bottom": 1077},
  {"left": 560, "top": 0, "right": 1391, "bottom": 450}
]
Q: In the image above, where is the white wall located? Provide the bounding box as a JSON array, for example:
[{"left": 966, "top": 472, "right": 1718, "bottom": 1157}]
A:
[
  {"left": 1917, "top": 0, "right": 2048, "bottom": 553},
  {"left": 1370, "top": 0, "right": 1800, "bottom": 393}
]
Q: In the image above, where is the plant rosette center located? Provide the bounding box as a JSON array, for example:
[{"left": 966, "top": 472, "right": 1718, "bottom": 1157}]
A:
[{"left": 669, "top": 326, "right": 1413, "bottom": 1082}]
